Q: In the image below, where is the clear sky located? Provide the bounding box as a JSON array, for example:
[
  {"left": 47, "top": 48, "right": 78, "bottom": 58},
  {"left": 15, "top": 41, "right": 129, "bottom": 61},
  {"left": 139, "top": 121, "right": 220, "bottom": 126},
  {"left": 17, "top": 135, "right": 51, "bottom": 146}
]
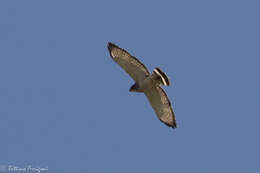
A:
[{"left": 0, "top": 0, "right": 259, "bottom": 172}]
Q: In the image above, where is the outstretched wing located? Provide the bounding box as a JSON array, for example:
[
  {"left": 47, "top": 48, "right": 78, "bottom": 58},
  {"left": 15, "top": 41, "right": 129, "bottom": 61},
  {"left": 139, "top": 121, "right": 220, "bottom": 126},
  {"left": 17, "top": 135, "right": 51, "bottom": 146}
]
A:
[
  {"left": 144, "top": 86, "right": 176, "bottom": 128},
  {"left": 107, "top": 42, "right": 149, "bottom": 82}
]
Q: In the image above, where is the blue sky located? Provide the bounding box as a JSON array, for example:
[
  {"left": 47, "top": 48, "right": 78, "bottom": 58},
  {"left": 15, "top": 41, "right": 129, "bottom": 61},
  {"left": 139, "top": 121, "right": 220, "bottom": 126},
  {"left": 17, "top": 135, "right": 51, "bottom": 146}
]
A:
[{"left": 0, "top": 0, "right": 259, "bottom": 172}]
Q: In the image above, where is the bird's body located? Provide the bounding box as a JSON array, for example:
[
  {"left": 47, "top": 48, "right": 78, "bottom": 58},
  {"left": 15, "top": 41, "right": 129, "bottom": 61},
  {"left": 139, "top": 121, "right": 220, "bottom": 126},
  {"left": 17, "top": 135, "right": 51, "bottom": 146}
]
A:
[
  {"left": 107, "top": 42, "right": 177, "bottom": 128},
  {"left": 130, "top": 75, "right": 155, "bottom": 92},
  {"left": 130, "top": 68, "right": 169, "bottom": 92}
]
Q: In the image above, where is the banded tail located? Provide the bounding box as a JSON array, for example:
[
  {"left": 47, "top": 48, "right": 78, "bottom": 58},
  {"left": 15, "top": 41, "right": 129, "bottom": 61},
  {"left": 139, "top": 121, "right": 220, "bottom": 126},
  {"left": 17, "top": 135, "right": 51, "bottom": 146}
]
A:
[{"left": 153, "top": 67, "right": 170, "bottom": 86}]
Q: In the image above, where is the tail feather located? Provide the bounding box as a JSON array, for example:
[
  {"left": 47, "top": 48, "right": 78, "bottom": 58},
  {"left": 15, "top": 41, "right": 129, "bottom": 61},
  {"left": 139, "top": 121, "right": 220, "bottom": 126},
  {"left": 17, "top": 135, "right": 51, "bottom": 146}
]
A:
[{"left": 153, "top": 68, "right": 170, "bottom": 86}]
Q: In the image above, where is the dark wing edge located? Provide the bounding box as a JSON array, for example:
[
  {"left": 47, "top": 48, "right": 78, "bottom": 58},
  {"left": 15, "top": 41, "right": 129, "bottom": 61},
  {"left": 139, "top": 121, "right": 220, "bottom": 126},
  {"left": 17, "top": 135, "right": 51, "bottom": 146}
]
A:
[
  {"left": 107, "top": 42, "right": 150, "bottom": 81},
  {"left": 159, "top": 87, "right": 177, "bottom": 128},
  {"left": 144, "top": 86, "right": 177, "bottom": 128}
]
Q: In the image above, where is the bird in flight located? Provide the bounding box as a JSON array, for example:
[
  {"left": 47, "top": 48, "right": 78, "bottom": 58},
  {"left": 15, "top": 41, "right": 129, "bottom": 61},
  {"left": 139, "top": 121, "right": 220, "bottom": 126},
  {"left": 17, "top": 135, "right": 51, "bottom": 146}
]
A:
[{"left": 107, "top": 42, "right": 176, "bottom": 128}]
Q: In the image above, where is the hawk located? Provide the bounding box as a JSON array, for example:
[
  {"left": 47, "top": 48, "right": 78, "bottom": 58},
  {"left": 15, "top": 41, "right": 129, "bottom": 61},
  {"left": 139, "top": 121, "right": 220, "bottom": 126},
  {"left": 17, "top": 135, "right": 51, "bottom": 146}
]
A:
[{"left": 107, "top": 42, "right": 177, "bottom": 128}]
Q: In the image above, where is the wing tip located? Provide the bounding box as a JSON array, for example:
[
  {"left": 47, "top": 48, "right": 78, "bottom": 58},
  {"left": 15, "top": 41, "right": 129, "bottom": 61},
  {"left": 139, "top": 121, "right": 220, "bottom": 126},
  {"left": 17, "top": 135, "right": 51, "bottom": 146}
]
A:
[
  {"left": 107, "top": 42, "right": 118, "bottom": 50},
  {"left": 166, "top": 122, "right": 177, "bottom": 129},
  {"left": 159, "top": 119, "right": 177, "bottom": 128},
  {"left": 107, "top": 42, "right": 122, "bottom": 59},
  {"left": 107, "top": 42, "right": 113, "bottom": 51},
  {"left": 107, "top": 42, "right": 116, "bottom": 58}
]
